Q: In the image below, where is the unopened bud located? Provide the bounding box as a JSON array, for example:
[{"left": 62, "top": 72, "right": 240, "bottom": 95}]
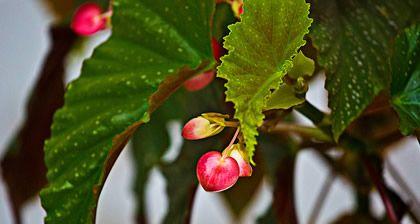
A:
[
  {"left": 184, "top": 70, "right": 215, "bottom": 92},
  {"left": 182, "top": 114, "right": 228, "bottom": 140},
  {"left": 71, "top": 3, "right": 110, "bottom": 36}
]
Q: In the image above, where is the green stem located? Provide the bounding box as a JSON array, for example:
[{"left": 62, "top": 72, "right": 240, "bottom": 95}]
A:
[
  {"left": 266, "top": 123, "right": 332, "bottom": 142},
  {"left": 224, "top": 120, "right": 239, "bottom": 127},
  {"left": 295, "top": 101, "right": 326, "bottom": 126}
]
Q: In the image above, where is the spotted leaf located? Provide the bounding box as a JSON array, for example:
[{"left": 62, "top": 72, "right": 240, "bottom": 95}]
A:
[
  {"left": 310, "top": 0, "right": 420, "bottom": 141},
  {"left": 217, "top": 0, "right": 312, "bottom": 160},
  {"left": 40, "top": 0, "right": 215, "bottom": 223},
  {"left": 391, "top": 24, "right": 420, "bottom": 135}
]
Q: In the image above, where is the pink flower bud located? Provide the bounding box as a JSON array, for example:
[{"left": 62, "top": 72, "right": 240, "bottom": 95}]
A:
[
  {"left": 229, "top": 148, "right": 252, "bottom": 177},
  {"left": 212, "top": 38, "right": 223, "bottom": 62},
  {"left": 71, "top": 3, "right": 107, "bottom": 36},
  {"left": 184, "top": 70, "right": 215, "bottom": 92},
  {"left": 182, "top": 116, "right": 224, "bottom": 140},
  {"left": 196, "top": 151, "right": 240, "bottom": 192}
]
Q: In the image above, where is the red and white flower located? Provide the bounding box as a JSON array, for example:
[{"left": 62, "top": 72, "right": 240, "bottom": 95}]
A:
[{"left": 196, "top": 151, "right": 240, "bottom": 192}]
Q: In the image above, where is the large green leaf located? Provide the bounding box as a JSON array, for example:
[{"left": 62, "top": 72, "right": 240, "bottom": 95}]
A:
[
  {"left": 390, "top": 24, "right": 420, "bottom": 135},
  {"left": 40, "top": 0, "right": 215, "bottom": 223},
  {"left": 217, "top": 0, "right": 312, "bottom": 160},
  {"left": 310, "top": 0, "right": 420, "bottom": 141}
]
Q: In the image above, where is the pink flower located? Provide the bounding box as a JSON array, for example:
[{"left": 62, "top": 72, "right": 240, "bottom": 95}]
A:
[
  {"left": 196, "top": 151, "right": 240, "bottom": 192},
  {"left": 184, "top": 70, "right": 215, "bottom": 92},
  {"left": 182, "top": 116, "right": 224, "bottom": 140},
  {"left": 229, "top": 147, "right": 252, "bottom": 177},
  {"left": 71, "top": 3, "right": 108, "bottom": 36}
]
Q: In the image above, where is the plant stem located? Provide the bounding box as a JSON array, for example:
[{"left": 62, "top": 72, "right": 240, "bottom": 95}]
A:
[
  {"left": 387, "top": 160, "right": 420, "bottom": 222},
  {"left": 224, "top": 120, "right": 239, "bottom": 127},
  {"left": 222, "top": 128, "right": 240, "bottom": 158},
  {"left": 295, "top": 101, "right": 326, "bottom": 126},
  {"left": 229, "top": 128, "right": 240, "bottom": 148},
  {"left": 265, "top": 123, "right": 332, "bottom": 142},
  {"left": 308, "top": 172, "right": 336, "bottom": 224},
  {"left": 363, "top": 158, "right": 399, "bottom": 224}
]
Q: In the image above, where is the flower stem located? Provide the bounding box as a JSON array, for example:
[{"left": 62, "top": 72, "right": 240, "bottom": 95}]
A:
[
  {"left": 224, "top": 120, "right": 239, "bottom": 128},
  {"left": 222, "top": 128, "right": 240, "bottom": 158},
  {"left": 227, "top": 128, "right": 240, "bottom": 149}
]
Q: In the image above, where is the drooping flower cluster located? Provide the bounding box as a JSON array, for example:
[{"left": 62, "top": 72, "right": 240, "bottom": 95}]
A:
[{"left": 182, "top": 113, "right": 252, "bottom": 192}]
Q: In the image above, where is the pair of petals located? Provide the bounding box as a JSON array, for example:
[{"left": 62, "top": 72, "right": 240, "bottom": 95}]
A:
[{"left": 196, "top": 148, "right": 252, "bottom": 192}]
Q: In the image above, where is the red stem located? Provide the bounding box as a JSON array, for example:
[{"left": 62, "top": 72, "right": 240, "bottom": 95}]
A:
[
  {"left": 227, "top": 128, "right": 240, "bottom": 149},
  {"left": 222, "top": 128, "right": 240, "bottom": 158},
  {"left": 364, "top": 159, "right": 399, "bottom": 224}
]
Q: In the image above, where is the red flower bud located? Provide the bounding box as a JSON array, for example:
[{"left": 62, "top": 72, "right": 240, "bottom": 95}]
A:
[
  {"left": 71, "top": 3, "right": 108, "bottom": 36},
  {"left": 229, "top": 147, "right": 252, "bottom": 177},
  {"left": 182, "top": 116, "right": 224, "bottom": 140},
  {"left": 196, "top": 151, "right": 240, "bottom": 192},
  {"left": 238, "top": 4, "right": 244, "bottom": 15},
  {"left": 184, "top": 70, "right": 215, "bottom": 92}
]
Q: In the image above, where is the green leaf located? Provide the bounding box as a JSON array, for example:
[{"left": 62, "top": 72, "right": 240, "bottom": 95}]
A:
[
  {"left": 265, "top": 84, "right": 305, "bottom": 110},
  {"left": 288, "top": 51, "right": 315, "bottom": 79},
  {"left": 310, "top": 0, "right": 420, "bottom": 141},
  {"left": 265, "top": 51, "right": 315, "bottom": 110},
  {"left": 40, "top": 0, "right": 215, "bottom": 223},
  {"left": 390, "top": 24, "right": 420, "bottom": 135},
  {"left": 217, "top": 0, "right": 312, "bottom": 160}
]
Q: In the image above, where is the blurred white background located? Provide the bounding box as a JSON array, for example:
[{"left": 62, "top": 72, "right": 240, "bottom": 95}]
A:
[{"left": 0, "top": 0, "right": 419, "bottom": 223}]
